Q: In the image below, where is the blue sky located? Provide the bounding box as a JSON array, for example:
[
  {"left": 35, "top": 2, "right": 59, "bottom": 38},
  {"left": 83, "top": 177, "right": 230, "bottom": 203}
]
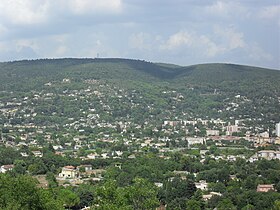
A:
[{"left": 0, "top": 0, "right": 279, "bottom": 69}]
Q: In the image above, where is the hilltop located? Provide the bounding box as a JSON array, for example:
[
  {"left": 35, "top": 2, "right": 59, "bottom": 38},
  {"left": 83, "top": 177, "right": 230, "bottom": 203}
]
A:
[{"left": 0, "top": 58, "right": 279, "bottom": 89}]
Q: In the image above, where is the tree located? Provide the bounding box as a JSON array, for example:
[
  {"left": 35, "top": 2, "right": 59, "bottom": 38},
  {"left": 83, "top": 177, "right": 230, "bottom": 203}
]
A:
[
  {"left": 186, "top": 199, "right": 201, "bottom": 210},
  {"left": 94, "top": 179, "right": 131, "bottom": 209},
  {"left": 160, "top": 177, "right": 196, "bottom": 209},
  {"left": 28, "top": 159, "right": 47, "bottom": 175},
  {"left": 94, "top": 178, "right": 159, "bottom": 210},
  {"left": 208, "top": 182, "right": 226, "bottom": 193},
  {"left": 217, "top": 198, "right": 237, "bottom": 210},
  {"left": 74, "top": 184, "right": 95, "bottom": 209},
  {"left": 241, "top": 204, "right": 255, "bottom": 210},
  {"left": 13, "top": 159, "right": 27, "bottom": 175},
  {"left": 272, "top": 200, "right": 280, "bottom": 210},
  {"left": 127, "top": 178, "right": 159, "bottom": 210},
  {"left": 46, "top": 172, "right": 58, "bottom": 188},
  {"left": 57, "top": 188, "right": 80, "bottom": 209},
  {"left": 0, "top": 174, "right": 62, "bottom": 210}
]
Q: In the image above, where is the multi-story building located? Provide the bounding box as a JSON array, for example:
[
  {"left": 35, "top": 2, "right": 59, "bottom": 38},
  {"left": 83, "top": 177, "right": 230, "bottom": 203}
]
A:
[
  {"left": 226, "top": 125, "right": 240, "bottom": 136},
  {"left": 276, "top": 122, "right": 280, "bottom": 137},
  {"left": 206, "top": 129, "right": 220, "bottom": 136},
  {"left": 257, "top": 150, "right": 280, "bottom": 160},
  {"left": 59, "top": 166, "right": 79, "bottom": 179}
]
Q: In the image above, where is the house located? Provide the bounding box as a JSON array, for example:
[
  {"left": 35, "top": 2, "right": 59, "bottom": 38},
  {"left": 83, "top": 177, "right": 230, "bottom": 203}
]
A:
[
  {"left": 226, "top": 125, "right": 240, "bottom": 136},
  {"left": 0, "top": 164, "right": 14, "bottom": 173},
  {"left": 32, "top": 151, "right": 43, "bottom": 157},
  {"left": 87, "top": 153, "right": 97, "bottom": 159},
  {"left": 186, "top": 137, "right": 205, "bottom": 146},
  {"left": 257, "top": 150, "right": 280, "bottom": 160},
  {"left": 173, "top": 170, "right": 190, "bottom": 176},
  {"left": 200, "top": 150, "right": 209, "bottom": 155},
  {"left": 128, "top": 154, "right": 136, "bottom": 159},
  {"left": 78, "top": 165, "right": 92, "bottom": 172},
  {"left": 229, "top": 175, "right": 239, "bottom": 181},
  {"left": 257, "top": 184, "right": 275, "bottom": 192},
  {"left": 202, "top": 192, "right": 222, "bottom": 201},
  {"left": 276, "top": 151, "right": 280, "bottom": 159},
  {"left": 206, "top": 130, "right": 220, "bottom": 136},
  {"left": 114, "top": 163, "right": 122, "bottom": 169},
  {"left": 195, "top": 180, "right": 208, "bottom": 191},
  {"left": 154, "top": 182, "right": 163, "bottom": 188},
  {"left": 59, "top": 166, "right": 79, "bottom": 179},
  {"left": 20, "top": 152, "right": 29, "bottom": 157},
  {"left": 249, "top": 154, "right": 258, "bottom": 163},
  {"left": 101, "top": 153, "right": 108, "bottom": 159}
]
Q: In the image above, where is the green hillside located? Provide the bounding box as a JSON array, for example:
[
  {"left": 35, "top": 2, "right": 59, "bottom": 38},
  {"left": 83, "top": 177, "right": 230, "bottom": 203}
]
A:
[
  {"left": 0, "top": 58, "right": 279, "bottom": 127},
  {"left": 0, "top": 58, "right": 279, "bottom": 90},
  {"left": 0, "top": 58, "right": 280, "bottom": 209}
]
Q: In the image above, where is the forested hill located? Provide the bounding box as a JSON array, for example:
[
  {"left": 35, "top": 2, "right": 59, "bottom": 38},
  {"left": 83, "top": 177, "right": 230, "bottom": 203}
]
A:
[
  {"left": 0, "top": 58, "right": 279, "bottom": 90},
  {"left": 0, "top": 58, "right": 279, "bottom": 126},
  {"left": 1, "top": 61, "right": 280, "bottom": 210}
]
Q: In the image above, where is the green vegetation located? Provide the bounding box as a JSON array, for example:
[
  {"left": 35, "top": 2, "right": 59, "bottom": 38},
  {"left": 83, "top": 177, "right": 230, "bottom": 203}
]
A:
[{"left": 0, "top": 58, "right": 280, "bottom": 209}]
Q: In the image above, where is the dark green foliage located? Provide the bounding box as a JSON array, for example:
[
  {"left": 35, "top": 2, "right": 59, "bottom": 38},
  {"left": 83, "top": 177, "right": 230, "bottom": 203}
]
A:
[
  {"left": 159, "top": 177, "right": 197, "bottom": 209},
  {"left": 0, "top": 173, "right": 62, "bottom": 210},
  {"left": 0, "top": 146, "right": 21, "bottom": 165},
  {"left": 94, "top": 178, "right": 159, "bottom": 210}
]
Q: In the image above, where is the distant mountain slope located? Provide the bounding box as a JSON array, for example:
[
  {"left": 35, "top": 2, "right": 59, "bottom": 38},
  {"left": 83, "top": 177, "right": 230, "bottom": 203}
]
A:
[
  {"left": 0, "top": 58, "right": 279, "bottom": 127},
  {"left": 176, "top": 63, "right": 280, "bottom": 83},
  {"left": 1, "top": 58, "right": 278, "bottom": 78},
  {"left": 0, "top": 58, "right": 279, "bottom": 92}
]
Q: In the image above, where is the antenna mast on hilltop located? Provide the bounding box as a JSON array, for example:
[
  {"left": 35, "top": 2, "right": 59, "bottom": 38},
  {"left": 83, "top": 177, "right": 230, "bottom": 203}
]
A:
[{"left": 96, "top": 53, "right": 100, "bottom": 58}]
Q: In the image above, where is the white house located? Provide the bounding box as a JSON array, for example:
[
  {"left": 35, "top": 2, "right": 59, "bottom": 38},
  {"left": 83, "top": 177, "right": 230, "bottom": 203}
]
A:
[
  {"left": 206, "top": 130, "right": 220, "bottom": 136},
  {"left": 186, "top": 137, "right": 205, "bottom": 146},
  {"left": 257, "top": 150, "right": 280, "bottom": 160},
  {"left": 195, "top": 180, "right": 208, "bottom": 191},
  {"left": 59, "top": 166, "right": 79, "bottom": 179},
  {"left": 0, "top": 164, "right": 14, "bottom": 173}
]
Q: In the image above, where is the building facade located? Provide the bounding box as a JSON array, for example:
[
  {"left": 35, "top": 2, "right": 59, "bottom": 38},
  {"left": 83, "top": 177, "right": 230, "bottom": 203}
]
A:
[
  {"left": 59, "top": 166, "right": 79, "bottom": 179},
  {"left": 276, "top": 122, "right": 280, "bottom": 137}
]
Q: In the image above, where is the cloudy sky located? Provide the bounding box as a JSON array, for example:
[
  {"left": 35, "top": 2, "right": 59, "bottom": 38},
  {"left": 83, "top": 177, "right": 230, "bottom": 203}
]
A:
[{"left": 0, "top": 0, "right": 279, "bottom": 69}]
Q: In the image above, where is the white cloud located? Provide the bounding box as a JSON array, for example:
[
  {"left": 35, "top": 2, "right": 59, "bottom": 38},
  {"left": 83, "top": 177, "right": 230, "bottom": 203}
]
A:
[
  {"left": 0, "top": 0, "right": 50, "bottom": 25},
  {"left": 214, "top": 26, "right": 245, "bottom": 50},
  {"left": 158, "top": 26, "right": 269, "bottom": 62},
  {"left": 205, "top": 1, "right": 249, "bottom": 18},
  {"left": 247, "top": 43, "right": 273, "bottom": 62},
  {"left": 66, "top": 0, "right": 122, "bottom": 15},
  {"left": 0, "top": 41, "right": 7, "bottom": 52},
  {"left": 0, "top": 24, "right": 8, "bottom": 36},
  {"left": 259, "top": 5, "right": 280, "bottom": 19},
  {"left": 0, "top": 0, "right": 123, "bottom": 26},
  {"left": 96, "top": 40, "right": 102, "bottom": 46},
  {"left": 206, "top": 1, "right": 228, "bottom": 17},
  {"left": 159, "top": 30, "right": 226, "bottom": 57},
  {"left": 199, "top": 35, "right": 225, "bottom": 57},
  {"left": 55, "top": 46, "right": 68, "bottom": 56},
  {"left": 129, "top": 32, "right": 151, "bottom": 50},
  {"left": 0, "top": 0, "right": 278, "bottom": 69},
  {"left": 160, "top": 31, "right": 193, "bottom": 50}
]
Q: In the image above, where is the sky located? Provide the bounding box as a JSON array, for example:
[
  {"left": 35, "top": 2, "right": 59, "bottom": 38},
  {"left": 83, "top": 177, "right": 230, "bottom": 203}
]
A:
[{"left": 0, "top": 0, "right": 279, "bottom": 69}]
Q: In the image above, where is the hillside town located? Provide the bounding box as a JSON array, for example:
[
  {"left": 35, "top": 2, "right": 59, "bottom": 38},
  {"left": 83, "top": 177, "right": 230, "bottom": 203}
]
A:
[
  {"left": 1, "top": 79, "right": 280, "bottom": 198},
  {"left": 0, "top": 63, "right": 280, "bottom": 209}
]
